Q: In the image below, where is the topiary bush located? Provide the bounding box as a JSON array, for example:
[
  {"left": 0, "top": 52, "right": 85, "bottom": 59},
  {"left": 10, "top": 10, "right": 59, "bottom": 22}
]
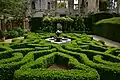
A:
[
  {"left": 71, "top": 17, "right": 89, "bottom": 32},
  {"left": 31, "top": 17, "right": 43, "bottom": 32},
  {"left": 84, "top": 12, "right": 114, "bottom": 31},
  {"left": 93, "top": 17, "right": 120, "bottom": 42},
  {"left": 42, "top": 16, "right": 74, "bottom": 32},
  {"left": 31, "top": 16, "right": 91, "bottom": 33},
  {"left": 0, "top": 32, "right": 120, "bottom": 80}
]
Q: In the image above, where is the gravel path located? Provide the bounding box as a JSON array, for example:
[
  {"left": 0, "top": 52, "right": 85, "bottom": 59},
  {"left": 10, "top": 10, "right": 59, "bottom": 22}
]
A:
[
  {"left": 89, "top": 35, "right": 120, "bottom": 47},
  {"left": 4, "top": 37, "right": 24, "bottom": 43},
  {"left": 48, "top": 64, "right": 69, "bottom": 70}
]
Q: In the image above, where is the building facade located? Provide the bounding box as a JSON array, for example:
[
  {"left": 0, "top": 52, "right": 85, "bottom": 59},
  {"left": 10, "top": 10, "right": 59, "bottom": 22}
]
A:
[{"left": 27, "top": 0, "right": 99, "bottom": 17}]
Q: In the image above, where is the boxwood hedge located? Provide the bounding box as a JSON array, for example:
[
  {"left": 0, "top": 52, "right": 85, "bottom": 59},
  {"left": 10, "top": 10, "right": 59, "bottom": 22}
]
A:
[
  {"left": 93, "top": 17, "right": 120, "bottom": 42},
  {"left": 0, "top": 32, "right": 120, "bottom": 80}
]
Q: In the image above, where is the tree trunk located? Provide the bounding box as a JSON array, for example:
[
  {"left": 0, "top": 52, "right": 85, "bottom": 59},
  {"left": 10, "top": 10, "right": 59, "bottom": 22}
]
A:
[{"left": 1, "top": 19, "right": 6, "bottom": 40}]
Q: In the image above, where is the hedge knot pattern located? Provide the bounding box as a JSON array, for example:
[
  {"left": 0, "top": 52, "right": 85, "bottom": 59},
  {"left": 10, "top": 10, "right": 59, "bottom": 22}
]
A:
[{"left": 0, "top": 33, "right": 120, "bottom": 80}]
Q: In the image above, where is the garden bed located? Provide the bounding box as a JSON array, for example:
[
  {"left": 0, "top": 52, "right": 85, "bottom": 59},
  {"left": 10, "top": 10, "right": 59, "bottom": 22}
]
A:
[
  {"left": 48, "top": 64, "right": 69, "bottom": 70},
  {"left": 0, "top": 32, "right": 120, "bottom": 80}
]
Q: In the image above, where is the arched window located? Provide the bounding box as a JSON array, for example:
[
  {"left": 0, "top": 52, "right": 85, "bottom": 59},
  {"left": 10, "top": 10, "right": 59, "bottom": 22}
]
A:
[
  {"left": 86, "top": 2, "right": 88, "bottom": 7},
  {"left": 48, "top": 2, "right": 50, "bottom": 10},
  {"left": 96, "top": 0, "right": 98, "bottom": 6},
  {"left": 32, "top": 1, "right": 35, "bottom": 9}
]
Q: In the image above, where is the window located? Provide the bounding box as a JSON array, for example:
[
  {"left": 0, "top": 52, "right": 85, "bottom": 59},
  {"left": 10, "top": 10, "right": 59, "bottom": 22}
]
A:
[
  {"left": 57, "top": 0, "right": 68, "bottom": 8},
  {"left": 39, "top": 0, "right": 41, "bottom": 8},
  {"left": 86, "top": 2, "right": 88, "bottom": 7},
  {"left": 48, "top": 2, "right": 50, "bottom": 10},
  {"left": 74, "top": 0, "right": 78, "bottom": 10},
  {"left": 32, "top": 1, "right": 35, "bottom": 9},
  {"left": 96, "top": 0, "right": 98, "bottom": 6}
]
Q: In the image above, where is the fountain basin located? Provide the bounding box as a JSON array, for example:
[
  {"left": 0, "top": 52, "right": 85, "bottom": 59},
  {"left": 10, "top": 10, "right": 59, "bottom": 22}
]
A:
[{"left": 45, "top": 37, "right": 71, "bottom": 44}]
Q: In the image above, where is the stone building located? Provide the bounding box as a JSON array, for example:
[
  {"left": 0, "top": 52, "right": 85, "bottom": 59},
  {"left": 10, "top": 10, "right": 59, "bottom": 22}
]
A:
[{"left": 27, "top": 0, "right": 99, "bottom": 17}]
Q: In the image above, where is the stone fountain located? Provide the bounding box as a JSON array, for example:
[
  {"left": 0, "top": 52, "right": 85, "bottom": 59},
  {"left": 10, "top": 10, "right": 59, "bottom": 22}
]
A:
[{"left": 45, "top": 23, "right": 71, "bottom": 44}]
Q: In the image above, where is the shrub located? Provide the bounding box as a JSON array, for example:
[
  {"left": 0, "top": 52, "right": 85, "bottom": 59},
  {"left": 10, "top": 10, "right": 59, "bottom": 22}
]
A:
[
  {"left": 14, "top": 52, "right": 100, "bottom": 80},
  {"left": 0, "top": 33, "right": 120, "bottom": 80},
  {"left": 93, "top": 17, "right": 120, "bottom": 42},
  {"left": 31, "top": 17, "right": 43, "bottom": 32},
  {"left": 13, "top": 28, "right": 24, "bottom": 36},
  {"left": 6, "top": 30, "right": 19, "bottom": 38},
  {"left": 5, "top": 28, "right": 24, "bottom": 39},
  {"left": 71, "top": 17, "right": 88, "bottom": 32},
  {"left": 0, "top": 47, "right": 52, "bottom": 80},
  {"left": 42, "top": 16, "right": 74, "bottom": 32},
  {"left": 84, "top": 12, "right": 114, "bottom": 31},
  {"left": 31, "top": 16, "right": 90, "bottom": 33},
  {"left": 0, "top": 30, "right": 5, "bottom": 39}
]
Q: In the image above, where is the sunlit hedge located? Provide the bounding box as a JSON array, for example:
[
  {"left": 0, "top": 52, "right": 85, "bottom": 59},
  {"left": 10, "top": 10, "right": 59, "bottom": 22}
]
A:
[{"left": 0, "top": 32, "right": 120, "bottom": 80}]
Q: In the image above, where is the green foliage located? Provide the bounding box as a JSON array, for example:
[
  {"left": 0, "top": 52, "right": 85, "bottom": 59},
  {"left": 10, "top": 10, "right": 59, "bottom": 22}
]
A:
[
  {"left": 93, "top": 17, "right": 120, "bottom": 42},
  {"left": 43, "top": 16, "right": 74, "bottom": 22},
  {"left": 0, "top": 0, "right": 26, "bottom": 17},
  {"left": 72, "top": 17, "right": 88, "bottom": 32},
  {"left": 31, "top": 17, "right": 43, "bottom": 32},
  {"left": 14, "top": 52, "right": 99, "bottom": 80},
  {"left": 13, "top": 28, "right": 24, "bottom": 36},
  {"left": 84, "top": 12, "right": 114, "bottom": 31},
  {"left": 57, "top": 2, "right": 66, "bottom": 8},
  {"left": 42, "top": 16, "right": 74, "bottom": 32},
  {"left": 0, "top": 30, "right": 5, "bottom": 39},
  {"left": 6, "top": 30, "right": 19, "bottom": 38},
  {"left": 5, "top": 28, "right": 24, "bottom": 38},
  {"left": 0, "top": 33, "right": 120, "bottom": 80},
  {"left": 31, "top": 16, "right": 90, "bottom": 33},
  {"left": 96, "top": 17, "right": 120, "bottom": 24}
]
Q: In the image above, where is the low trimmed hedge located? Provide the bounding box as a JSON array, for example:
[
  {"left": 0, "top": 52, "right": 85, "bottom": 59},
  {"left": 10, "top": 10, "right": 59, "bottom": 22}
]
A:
[
  {"left": 0, "top": 46, "right": 12, "bottom": 51},
  {"left": 14, "top": 52, "right": 100, "bottom": 80},
  {"left": 0, "top": 33, "right": 120, "bottom": 80},
  {"left": 31, "top": 16, "right": 91, "bottom": 33},
  {"left": 0, "top": 47, "right": 56, "bottom": 80},
  {"left": 84, "top": 12, "right": 115, "bottom": 31},
  {"left": 59, "top": 44, "right": 120, "bottom": 80},
  {"left": 80, "top": 54, "right": 120, "bottom": 80}
]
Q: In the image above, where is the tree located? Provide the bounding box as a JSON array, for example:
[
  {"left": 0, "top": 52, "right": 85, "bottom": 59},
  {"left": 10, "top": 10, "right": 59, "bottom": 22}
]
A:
[
  {"left": 0, "top": 0, "right": 26, "bottom": 40},
  {"left": 0, "top": 0, "right": 26, "bottom": 17}
]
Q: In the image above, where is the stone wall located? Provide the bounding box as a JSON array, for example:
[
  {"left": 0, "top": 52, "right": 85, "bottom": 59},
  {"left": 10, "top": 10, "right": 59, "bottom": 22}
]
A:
[
  {"left": 27, "top": 0, "right": 99, "bottom": 17},
  {"left": 87, "top": 0, "right": 99, "bottom": 13}
]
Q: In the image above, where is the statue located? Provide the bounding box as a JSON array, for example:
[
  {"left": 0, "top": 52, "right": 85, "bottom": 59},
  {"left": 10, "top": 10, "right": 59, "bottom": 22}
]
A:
[
  {"left": 56, "top": 23, "right": 62, "bottom": 37},
  {"left": 45, "top": 23, "right": 71, "bottom": 44},
  {"left": 55, "top": 23, "right": 62, "bottom": 42},
  {"left": 57, "top": 23, "right": 62, "bottom": 31}
]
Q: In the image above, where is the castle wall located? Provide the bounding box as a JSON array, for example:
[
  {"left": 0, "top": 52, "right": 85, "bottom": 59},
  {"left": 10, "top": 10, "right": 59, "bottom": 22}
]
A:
[{"left": 28, "top": 0, "right": 99, "bottom": 17}]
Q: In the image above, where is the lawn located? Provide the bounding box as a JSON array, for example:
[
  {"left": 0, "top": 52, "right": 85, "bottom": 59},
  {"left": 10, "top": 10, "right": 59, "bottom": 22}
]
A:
[{"left": 0, "top": 32, "right": 120, "bottom": 80}]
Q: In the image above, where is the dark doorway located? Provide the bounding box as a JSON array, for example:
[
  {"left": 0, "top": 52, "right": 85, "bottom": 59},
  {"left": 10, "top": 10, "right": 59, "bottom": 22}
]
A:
[{"left": 60, "top": 14, "right": 66, "bottom": 17}]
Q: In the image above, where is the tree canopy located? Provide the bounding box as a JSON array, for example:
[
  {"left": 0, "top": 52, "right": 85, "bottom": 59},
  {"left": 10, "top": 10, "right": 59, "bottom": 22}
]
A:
[{"left": 0, "top": 0, "right": 26, "bottom": 17}]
